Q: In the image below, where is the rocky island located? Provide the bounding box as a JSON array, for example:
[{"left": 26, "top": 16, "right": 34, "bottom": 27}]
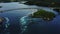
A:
[{"left": 31, "top": 9, "right": 56, "bottom": 21}]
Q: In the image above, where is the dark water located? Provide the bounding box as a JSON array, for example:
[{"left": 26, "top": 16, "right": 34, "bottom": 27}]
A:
[{"left": 0, "top": 2, "right": 60, "bottom": 34}]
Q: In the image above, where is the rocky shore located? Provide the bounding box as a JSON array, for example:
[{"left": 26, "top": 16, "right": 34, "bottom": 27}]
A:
[{"left": 24, "top": 1, "right": 60, "bottom": 7}]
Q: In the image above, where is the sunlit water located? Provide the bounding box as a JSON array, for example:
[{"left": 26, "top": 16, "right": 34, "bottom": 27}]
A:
[{"left": 0, "top": 2, "right": 60, "bottom": 34}]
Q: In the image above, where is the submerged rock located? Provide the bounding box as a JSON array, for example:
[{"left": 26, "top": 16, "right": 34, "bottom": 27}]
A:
[
  {"left": 0, "top": 6, "right": 2, "bottom": 8},
  {"left": 53, "top": 8, "right": 60, "bottom": 12},
  {"left": 53, "top": 8, "right": 60, "bottom": 15}
]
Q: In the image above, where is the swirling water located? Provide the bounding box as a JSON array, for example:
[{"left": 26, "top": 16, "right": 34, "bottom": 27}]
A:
[{"left": 0, "top": 2, "right": 60, "bottom": 34}]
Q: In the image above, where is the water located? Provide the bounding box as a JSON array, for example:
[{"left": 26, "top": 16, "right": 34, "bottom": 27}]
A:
[{"left": 0, "top": 2, "right": 60, "bottom": 34}]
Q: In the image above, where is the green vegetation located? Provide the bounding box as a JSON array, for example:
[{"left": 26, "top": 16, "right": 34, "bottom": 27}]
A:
[{"left": 31, "top": 9, "right": 56, "bottom": 21}]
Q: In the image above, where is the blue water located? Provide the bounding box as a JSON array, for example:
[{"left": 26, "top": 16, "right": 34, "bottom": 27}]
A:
[{"left": 0, "top": 2, "right": 60, "bottom": 34}]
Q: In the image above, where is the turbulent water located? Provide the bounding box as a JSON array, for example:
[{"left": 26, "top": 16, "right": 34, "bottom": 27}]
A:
[{"left": 0, "top": 2, "right": 60, "bottom": 34}]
